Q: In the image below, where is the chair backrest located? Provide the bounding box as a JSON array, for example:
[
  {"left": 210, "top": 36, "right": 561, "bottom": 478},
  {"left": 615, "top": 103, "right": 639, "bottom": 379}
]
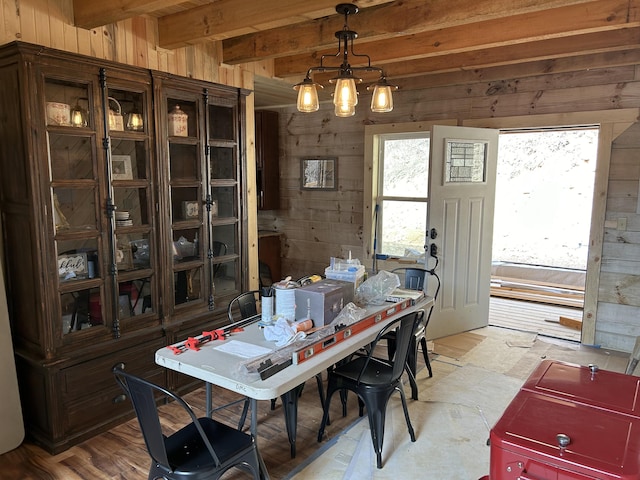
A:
[
  {"left": 392, "top": 267, "right": 441, "bottom": 300},
  {"left": 259, "top": 261, "right": 272, "bottom": 289},
  {"left": 227, "top": 290, "right": 260, "bottom": 323},
  {"left": 392, "top": 267, "right": 427, "bottom": 290},
  {"left": 113, "top": 364, "right": 220, "bottom": 472},
  {"left": 389, "top": 310, "right": 424, "bottom": 381},
  {"left": 361, "top": 310, "right": 424, "bottom": 384}
]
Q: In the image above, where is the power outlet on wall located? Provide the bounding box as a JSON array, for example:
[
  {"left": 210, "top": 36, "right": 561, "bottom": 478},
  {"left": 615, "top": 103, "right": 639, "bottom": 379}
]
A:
[{"left": 617, "top": 217, "right": 627, "bottom": 231}]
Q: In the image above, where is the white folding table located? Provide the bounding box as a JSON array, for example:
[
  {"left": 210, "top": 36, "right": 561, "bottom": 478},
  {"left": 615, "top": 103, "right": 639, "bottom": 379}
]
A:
[{"left": 155, "top": 296, "right": 433, "bottom": 477}]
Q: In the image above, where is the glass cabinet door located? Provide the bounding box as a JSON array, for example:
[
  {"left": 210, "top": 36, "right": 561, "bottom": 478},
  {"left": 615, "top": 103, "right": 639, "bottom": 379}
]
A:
[
  {"left": 165, "top": 95, "right": 206, "bottom": 310},
  {"left": 208, "top": 97, "right": 242, "bottom": 299},
  {"left": 107, "top": 84, "right": 156, "bottom": 331},
  {"left": 45, "top": 75, "right": 106, "bottom": 337},
  {"left": 155, "top": 78, "right": 246, "bottom": 321}
]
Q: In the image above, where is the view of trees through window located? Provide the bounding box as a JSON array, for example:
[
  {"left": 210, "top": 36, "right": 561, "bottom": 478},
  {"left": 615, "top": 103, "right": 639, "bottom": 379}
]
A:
[{"left": 493, "top": 129, "right": 598, "bottom": 270}]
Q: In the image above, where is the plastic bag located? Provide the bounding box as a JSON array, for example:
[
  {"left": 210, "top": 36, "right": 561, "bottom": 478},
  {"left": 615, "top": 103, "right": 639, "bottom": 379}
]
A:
[
  {"left": 355, "top": 270, "right": 400, "bottom": 305},
  {"left": 328, "top": 302, "right": 367, "bottom": 327}
]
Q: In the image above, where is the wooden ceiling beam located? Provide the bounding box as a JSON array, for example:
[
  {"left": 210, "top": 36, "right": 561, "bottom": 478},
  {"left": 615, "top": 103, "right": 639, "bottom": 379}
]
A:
[
  {"left": 223, "top": 0, "right": 600, "bottom": 64},
  {"left": 383, "top": 28, "right": 640, "bottom": 79},
  {"left": 393, "top": 48, "right": 640, "bottom": 92},
  {"left": 156, "top": 0, "right": 394, "bottom": 49},
  {"left": 274, "top": 0, "right": 640, "bottom": 77},
  {"left": 72, "top": 0, "right": 179, "bottom": 29}
]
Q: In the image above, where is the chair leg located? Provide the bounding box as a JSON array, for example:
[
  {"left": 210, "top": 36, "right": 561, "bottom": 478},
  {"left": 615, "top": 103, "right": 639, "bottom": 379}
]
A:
[
  {"left": 318, "top": 380, "right": 339, "bottom": 442},
  {"left": 406, "top": 363, "right": 419, "bottom": 401},
  {"left": 386, "top": 337, "right": 396, "bottom": 360},
  {"left": 421, "top": 337, "right": 433, "bottom": 377},
  {"left": 360, "top": 392, "right": 391, "bottom": 469},
  {"left": 270, "top": 398, "right": 277, "bottom": 410},
  {"left": 238, "top": 398, "right": 250, "bottom": 430},
  {"left": 281, "top": 384, "right": 304, "bottom": 458},
  {"left": 314, "top": 372, "right": 330, "bottom": 425},
  {"left": 397, "top": 385, "right": 416, "bottom": 443}
]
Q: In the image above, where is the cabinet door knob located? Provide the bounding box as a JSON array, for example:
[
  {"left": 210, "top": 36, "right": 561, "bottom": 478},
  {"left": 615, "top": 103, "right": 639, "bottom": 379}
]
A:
[{"left": 113, "top": 394, "right": 127, "bottom": 404}]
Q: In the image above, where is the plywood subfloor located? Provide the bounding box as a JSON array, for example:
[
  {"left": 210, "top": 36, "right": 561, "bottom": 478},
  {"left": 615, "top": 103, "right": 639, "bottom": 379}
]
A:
[{"left": 489, "top": 296, "right": 582, "bottom": 342}]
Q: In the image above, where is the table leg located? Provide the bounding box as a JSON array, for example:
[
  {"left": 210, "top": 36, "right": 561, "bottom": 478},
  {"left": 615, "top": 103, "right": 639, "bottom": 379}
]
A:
[
  {"left": 280, "top": 384, "right": 304, "bottom": 458},
  {"left": 250, "top": 398, "right": 258, "bottom": 437},
  {"left": 247, "top": 398, "right": 271, "bottom": 479},
  {"left": 205, "top": 382, "right": 212, "bottom": 417}
]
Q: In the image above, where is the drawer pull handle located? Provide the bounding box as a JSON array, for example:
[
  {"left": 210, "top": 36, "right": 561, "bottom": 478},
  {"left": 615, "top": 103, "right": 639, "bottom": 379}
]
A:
[{"left": 113, "top": 394, "right": 127, "bottom": 404}]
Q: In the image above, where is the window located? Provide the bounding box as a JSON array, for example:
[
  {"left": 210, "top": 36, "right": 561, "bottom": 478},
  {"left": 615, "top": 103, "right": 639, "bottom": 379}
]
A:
[{"left": 376, "top": 133, "right": 430, "bottom": 257}]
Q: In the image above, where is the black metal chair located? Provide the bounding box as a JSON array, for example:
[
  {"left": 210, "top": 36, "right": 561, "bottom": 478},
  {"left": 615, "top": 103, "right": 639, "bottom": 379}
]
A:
[
  {"left": 258, "top": 261, "right": 273, "bottom": 290},
  {"left": 113, "top": 364, "right": 262, "bottom": 480},
  {"left": 227, "top": 290, "right": 261, "bottom": 323},
  {"left": 317, "top": 310, "right": 423, "bottom": 469},
  {"left": 386, "top": 266, "right": 441, "bottom": 399}
]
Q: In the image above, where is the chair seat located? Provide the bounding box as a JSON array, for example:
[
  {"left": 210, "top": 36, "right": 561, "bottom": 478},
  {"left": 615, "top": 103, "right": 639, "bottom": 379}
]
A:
[
  {"left": 333, "top": 357, "right": 395, "bottom": 385},
  {"left": 166, "top": 418, "right": 255, "bottom": 472}
]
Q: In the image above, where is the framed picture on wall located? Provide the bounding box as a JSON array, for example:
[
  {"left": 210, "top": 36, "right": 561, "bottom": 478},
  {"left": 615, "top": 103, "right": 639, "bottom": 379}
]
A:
[{"left": 301, "top": 157, "right": 337, "bottom": 190}]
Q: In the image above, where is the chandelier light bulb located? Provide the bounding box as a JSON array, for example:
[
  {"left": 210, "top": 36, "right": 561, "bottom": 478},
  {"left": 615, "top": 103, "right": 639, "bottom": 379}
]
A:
[
  {"left": 335, "top": 102, "right": 356, "bottom": 117},
  {"left": 333, "top": 77, "right": 358, "bottom": 107},
  {"left": 370, "top": 84, "right": 393, "bottom": 112},
  {"left": 294, "top": 78, "right": 320, "bottom": 112}
]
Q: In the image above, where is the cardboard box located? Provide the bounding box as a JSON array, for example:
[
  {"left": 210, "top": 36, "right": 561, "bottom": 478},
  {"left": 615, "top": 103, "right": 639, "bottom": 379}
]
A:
[{"left": 294, "top": 279, "right": 354, "bottom": 327}]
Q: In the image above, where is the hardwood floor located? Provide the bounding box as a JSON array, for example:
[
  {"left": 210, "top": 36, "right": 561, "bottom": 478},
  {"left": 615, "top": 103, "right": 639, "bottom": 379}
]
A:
[{"left": 0, "top": 375, "right": 364, "bottom": 479}]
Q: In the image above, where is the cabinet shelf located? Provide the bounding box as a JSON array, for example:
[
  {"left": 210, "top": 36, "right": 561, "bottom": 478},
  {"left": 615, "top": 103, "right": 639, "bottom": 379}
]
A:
[{"left": 58, "top": 277, "right": 102, "bottom": 292}]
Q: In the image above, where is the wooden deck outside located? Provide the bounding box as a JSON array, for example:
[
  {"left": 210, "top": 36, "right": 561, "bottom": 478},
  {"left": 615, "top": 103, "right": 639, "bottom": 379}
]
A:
[{"left": 489, "top": 296, "right": 583, "bottom": 342}]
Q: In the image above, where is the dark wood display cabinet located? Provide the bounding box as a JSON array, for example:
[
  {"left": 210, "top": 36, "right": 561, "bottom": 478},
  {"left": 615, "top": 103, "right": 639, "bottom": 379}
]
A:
[{"left": 0, "top": 42, "right": 249, "bottom": 453}]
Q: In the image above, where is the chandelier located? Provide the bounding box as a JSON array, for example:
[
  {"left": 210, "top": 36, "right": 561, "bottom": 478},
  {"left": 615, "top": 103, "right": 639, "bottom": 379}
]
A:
[{"left": 294, "top": 3, "right": 398, "bottom": 117}]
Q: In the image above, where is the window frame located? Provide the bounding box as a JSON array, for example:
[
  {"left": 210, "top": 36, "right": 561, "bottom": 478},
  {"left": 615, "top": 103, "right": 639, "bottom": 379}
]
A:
[
  {"left": 363, "top": 120, "right": 456, "bottom": 269},
  {"left": 376, "top": 132, "right": 430, "bottom": 257}
]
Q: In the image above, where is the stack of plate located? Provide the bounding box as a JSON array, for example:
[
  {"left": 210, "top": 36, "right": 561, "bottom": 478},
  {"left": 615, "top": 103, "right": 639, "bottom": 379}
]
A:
[{"left": 115, "top": 210, "right": 133, "bottom": 227}]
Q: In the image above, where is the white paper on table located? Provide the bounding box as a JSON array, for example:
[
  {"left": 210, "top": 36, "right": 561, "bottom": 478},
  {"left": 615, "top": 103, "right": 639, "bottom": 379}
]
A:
[{"left": 214, "top": 340, "right": 272, "bottom": 358}]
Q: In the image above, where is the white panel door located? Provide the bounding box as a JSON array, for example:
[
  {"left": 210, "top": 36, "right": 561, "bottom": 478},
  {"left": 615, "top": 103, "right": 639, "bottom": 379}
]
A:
[{"left": 427, "top": 125, "right": 499, "bottom": 339}]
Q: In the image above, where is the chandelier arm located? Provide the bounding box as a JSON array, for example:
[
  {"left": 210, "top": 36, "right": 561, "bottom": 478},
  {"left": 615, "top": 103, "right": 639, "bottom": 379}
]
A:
[{"left": 346, "top": 36, "right": 372, "bottom": 68}]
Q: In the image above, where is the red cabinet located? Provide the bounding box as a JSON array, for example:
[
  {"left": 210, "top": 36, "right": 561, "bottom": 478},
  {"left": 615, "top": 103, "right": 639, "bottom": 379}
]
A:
[{"left": 488, "top": 360, "right": 640, "bottom": 479}]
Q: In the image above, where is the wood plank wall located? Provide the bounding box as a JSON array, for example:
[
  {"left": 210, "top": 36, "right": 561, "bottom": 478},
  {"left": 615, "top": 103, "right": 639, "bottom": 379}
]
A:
[
  {"left": 0, "top": 0, "right": 263, "bottom": 288},
  {"left": 258, "top": 56, "right": 640, "bottom": 352},
  {"left": 598, "top": 123, "right": 640, "bottom": 351}
]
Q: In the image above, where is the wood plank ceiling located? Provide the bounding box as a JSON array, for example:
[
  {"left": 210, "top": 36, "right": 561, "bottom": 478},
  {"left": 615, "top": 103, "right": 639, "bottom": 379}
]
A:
[{"left": 72, "top": 0, "right": 640, "bottom": 107}]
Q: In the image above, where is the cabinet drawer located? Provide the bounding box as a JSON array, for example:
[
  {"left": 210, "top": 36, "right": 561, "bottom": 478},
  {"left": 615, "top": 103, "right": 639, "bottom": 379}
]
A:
[{"left": 62, "top": 338, "right": 166, "bottom": 435}]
